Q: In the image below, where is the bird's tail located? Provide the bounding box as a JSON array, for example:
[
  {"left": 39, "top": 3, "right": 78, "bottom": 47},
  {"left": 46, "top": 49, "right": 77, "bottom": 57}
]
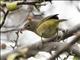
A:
[{"left": 59, "top": 19, "right": 67, "bottom": 22}]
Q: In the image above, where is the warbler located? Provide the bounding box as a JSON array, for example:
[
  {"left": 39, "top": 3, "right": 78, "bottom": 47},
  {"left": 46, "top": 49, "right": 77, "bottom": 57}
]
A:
[{"left": 24, "top": 14, "right": 67, "bottom": 38}]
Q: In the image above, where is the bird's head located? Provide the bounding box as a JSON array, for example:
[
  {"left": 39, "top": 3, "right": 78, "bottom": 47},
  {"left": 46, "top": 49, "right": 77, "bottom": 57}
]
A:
[
  {"left": 24, "top": 21, "right": 37, "bottom": 32},
  {"left": 24, "top": 16, "right": 39, "bottom": 32}
]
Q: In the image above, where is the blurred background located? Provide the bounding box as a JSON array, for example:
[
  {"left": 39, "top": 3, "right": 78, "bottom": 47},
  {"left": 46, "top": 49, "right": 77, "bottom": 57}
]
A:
[{"left": 0, "top": 0, "right": 80, "bottom": 60}]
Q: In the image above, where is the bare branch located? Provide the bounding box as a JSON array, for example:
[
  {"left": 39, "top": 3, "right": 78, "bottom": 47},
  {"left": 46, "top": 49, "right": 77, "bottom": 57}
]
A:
[
  {"left": 1, "top": 32, "right": 80, "bottom": 60},
  {"left": 10, "top": 31, "right": 19, "bottom": 50},
  {"left": 0, "top": 28, "right": 23, "bottom": 33},
  {"left": 49, "top": 31, "right": 80, "bottom": 60},
  {"left": 61, "top": 24, "right": 80, "bottom": 40},
  {"left": 0, "top": 6, "right": 5, "bottom": 14},
  {"left": 0, "top": 1, "right": 41, "bottom": 7},
  {"left": 0, "top": 10, "right": 9, "bottom": 28}
]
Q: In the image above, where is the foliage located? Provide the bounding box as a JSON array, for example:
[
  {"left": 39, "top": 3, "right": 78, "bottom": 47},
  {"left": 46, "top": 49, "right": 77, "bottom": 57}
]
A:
[{"left": 73, "top": 55, "right": 80, "bottom": 60}]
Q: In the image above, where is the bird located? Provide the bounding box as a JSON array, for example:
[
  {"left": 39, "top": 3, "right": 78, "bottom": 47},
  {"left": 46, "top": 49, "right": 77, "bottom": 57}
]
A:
[{"left": 24, "top": 14, "right": 67, "bottom": 38}]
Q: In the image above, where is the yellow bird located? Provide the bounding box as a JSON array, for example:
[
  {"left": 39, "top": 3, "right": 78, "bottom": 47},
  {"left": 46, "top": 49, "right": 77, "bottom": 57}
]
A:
[{"left": 24, "top": 14, "right": 67, "bottom": 38}]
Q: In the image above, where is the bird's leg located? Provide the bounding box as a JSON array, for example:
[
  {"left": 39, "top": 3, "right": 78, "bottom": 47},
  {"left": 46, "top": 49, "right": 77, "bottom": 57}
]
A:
[
  {"left": 38, "top": 33, "right": 44, "bottom": 49},
  {"left": 55, "top": 28, "right": 59, "bottom": 41}
]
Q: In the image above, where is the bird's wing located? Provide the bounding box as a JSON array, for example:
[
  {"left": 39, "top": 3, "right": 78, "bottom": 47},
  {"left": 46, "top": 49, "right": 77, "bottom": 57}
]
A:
[
  {"left": 43, "top": 14, "right": 59, "bottom": 21},
  {"left": 37, "top": 14, "right": 59, "bottom": 27}
]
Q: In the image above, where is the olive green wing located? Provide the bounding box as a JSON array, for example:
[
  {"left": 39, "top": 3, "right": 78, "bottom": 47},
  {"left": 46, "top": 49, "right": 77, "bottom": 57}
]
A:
[
  {"left": 37, "top": 14, "right": 59, "bottom": 27},
  {"left": 36, "top": 19, "right": 59, "bottom": 38},
  {"left": 42, "top": 14, "right": 59, "bottom": 22}
]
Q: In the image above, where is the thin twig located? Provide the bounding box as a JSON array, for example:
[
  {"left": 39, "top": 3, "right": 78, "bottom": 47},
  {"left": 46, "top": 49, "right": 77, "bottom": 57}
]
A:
[
  {"left": 0, "top": 6, "right": 5, "bottom": 14},
  {"left": 1, "top": 1, "right": 41, "bottom": 7},
  {"left": 10, "top": 31, "right": 19, "bottom": 50},
  {"left": 0, "top": 28, "right": 23, "bottom": 33},
  {"left": 63, "top": 54, "right": 70, "bottom": 60},
  {"left": 76, "top": 6, "right": 80, "bottom": 13},
  {"left": 0, "top": 10, "right": 9, "bottom": 28}
]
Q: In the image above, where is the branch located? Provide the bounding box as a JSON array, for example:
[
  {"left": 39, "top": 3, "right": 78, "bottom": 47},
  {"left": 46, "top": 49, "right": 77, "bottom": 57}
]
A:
[
  {"left": 1, "top": 1, "right": 41, "bottom": 7},
  {"left": 49, "top": 31, "right": 80, "bottom": 60},
  {"left": 0, "top": 6, "right": 5, "bottom": 14},
  {"left": 1, "top": 31, "right": 80, "bottom": 60},
  {"left": 61, "top": 24, "right": 80, "bottom": 40},
  {"left": 0, "top": 28, "right": 23, "bottom": 33},
  {"left": 0, "top": 10, "right": 9, "bottom": 28},
  {"left": 10, "top": 31, "right": 19, "bottom": 50}
]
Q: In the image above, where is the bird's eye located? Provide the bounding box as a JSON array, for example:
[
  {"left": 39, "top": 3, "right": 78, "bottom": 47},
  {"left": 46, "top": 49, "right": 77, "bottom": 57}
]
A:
[
  {"left": 27, "top": 24, "right": 31, "bottom": 29},
  {"left": 27, "top": 24, "right": 30, "bottom": 27}
]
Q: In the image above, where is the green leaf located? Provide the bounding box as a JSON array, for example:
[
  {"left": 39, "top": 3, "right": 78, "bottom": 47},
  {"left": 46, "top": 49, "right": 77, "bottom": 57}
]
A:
[
  {"left": 6, "top": 2, "right": 17, "bottom": 11},
  {"left": 0, "top": 0, "right": 3, "bottom": 1},
  {"left": 73, "top": 55, "right": 80, "bottom": 60}
]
